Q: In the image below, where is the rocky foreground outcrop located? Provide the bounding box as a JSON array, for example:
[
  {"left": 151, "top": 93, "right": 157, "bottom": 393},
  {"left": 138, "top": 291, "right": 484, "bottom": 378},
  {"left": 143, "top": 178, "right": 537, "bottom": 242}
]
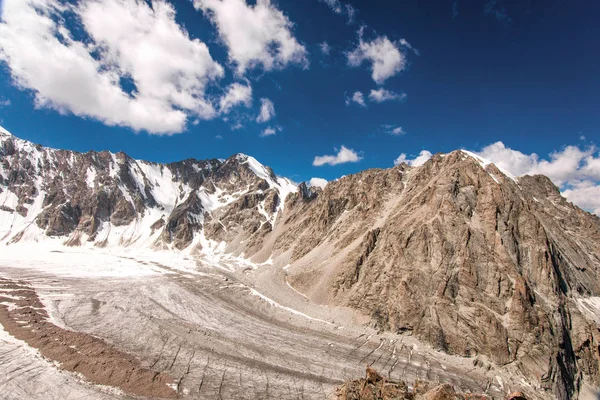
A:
[
  {"left": 3, "top": 126, "right": 600, "bottom": 398},
  {"left": 335, "top": 366, "right": 526, "bottom": 400}
]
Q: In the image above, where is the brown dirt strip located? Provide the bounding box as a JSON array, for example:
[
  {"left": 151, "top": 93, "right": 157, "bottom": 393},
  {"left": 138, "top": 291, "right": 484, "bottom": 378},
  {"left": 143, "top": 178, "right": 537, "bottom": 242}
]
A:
[{"left": 0, "top": 277, "right": 177, "bottom": 399}]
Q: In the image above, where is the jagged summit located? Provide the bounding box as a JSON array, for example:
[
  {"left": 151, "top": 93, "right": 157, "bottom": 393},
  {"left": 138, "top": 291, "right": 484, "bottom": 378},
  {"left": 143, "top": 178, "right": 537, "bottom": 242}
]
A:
[{"left": 0, "top": 130, "right": 297, "bottom": 252}]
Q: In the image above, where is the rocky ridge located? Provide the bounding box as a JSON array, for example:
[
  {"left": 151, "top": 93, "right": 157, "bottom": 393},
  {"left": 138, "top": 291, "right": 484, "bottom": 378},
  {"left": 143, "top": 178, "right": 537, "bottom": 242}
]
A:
[{"left": 0, "top": 126, "right": 296, "bottom": 256}]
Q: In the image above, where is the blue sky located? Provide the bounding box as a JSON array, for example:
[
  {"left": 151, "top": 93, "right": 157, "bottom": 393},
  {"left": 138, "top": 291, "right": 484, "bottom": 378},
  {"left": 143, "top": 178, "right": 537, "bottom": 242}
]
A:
[{"left": 0, "top": 0, "right": 599, "bottom": 213}]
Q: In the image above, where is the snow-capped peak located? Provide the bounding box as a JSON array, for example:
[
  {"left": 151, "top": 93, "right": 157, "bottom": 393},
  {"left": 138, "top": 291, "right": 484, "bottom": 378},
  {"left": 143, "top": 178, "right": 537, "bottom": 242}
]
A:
[{"left": 235, "top": 153, "right": 298, "bottom": 211}]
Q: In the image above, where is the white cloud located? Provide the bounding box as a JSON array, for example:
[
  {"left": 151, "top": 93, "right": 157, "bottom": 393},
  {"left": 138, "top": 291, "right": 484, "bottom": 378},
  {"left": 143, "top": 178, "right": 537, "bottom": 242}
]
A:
[
  {"left": 219, "top": 82, "right": 252, "bottom": 113},
  {"left": 320, "top": 0, "right": 342, "bottom": 14},
  {"left": 476, "top": 141, "right": 597, "bottom": 186},
  {"left": 0, "top": 98, "right": 10, "bottom": 107},
  {"left": 383, "top": 125, "right": 406, "bottom": 136},
  {"left": 194, "top": 0, "right": 308, "bottom": 74},
  {"left": 398, "top": 38, "right": 419, "bottom": 56},
  {"left": 319, "top": 41, "right": 331, "bottom": 55},
  {"left": 260, "top": 127, "right": 276, "bottom": 137},
  {"left": 215, "top": 134, "right": 223, "bottom": 139},
  {"left": 345, "top": 5, "right": 356, "bottom": 23},
  {"left": 474, "top": 141, "right": 600, "bottom": 215},
  {"left": 320, "top": 0, "right": 355, "bottom": 23},
  {"left": 345, "top": 91, "right": 366, "bottom": 107},
  {"left": 368, "top": 88, "right": 405, "bottom": 103},
  {"left": 308, "top": 177, "right": 328, "bottom": 189},
  {"left": 562, "top": 183, "right": 600, "bottom": 216},
  {"left": 0, "top": 0, "right": 224, "bottom": 134},
  {"left": 230, "top": 122, "right": 244, "bottom": 130},
  {"left": 313, "top": 145, "right": 362, "bottom": 166},
  {"left": 256, "top": 98, "right": 275, "bottom": 123},
  {"left": 394, "top": 150, "right": 432, "bottom": 167},
  {"left": 347, "top": 30, "right": 407, "bottom": 84},
  {"left": 259, "top": 125, "right": 281, "bottom": 137}
]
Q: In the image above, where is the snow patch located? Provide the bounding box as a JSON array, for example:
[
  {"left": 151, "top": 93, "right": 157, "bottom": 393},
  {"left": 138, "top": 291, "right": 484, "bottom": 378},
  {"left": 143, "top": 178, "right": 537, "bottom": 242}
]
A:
[
  {"left": 0, "top": 190, "right": 18, "bottom": 208},
  {"left": 237, "top": 154, "right": 298, "bottom": 218},
  {"left": 461, "top": 150, "right": 518, "bottom": 183},
  {"left": 248, "top": 288, "right": 331, "bottom": 324},
  {"left": 576, "top": 297, "right": 600, "bottom": 326},
  {"left": 85, "top": 167, "right": 96, "bottom": 189}
]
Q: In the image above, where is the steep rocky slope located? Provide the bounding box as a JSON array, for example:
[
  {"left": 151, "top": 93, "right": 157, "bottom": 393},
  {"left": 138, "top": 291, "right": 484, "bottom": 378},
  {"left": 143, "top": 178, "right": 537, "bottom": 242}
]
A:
[
  {"left": 277, "top": 151, "right": 600, "bottom": 399},
  {"left": 2, "top": 126, "right": 600, "bottom": 399}
]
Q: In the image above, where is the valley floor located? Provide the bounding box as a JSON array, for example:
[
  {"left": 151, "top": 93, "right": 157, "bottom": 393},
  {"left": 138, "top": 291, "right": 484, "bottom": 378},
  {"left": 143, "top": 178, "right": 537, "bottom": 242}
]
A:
[{"left": 0, "top": 245, "right": 538, "bottom": 399}]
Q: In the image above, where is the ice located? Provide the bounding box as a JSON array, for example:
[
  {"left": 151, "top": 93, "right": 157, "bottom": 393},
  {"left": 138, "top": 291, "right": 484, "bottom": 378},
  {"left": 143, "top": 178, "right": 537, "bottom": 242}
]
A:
[
  {"left": 0, "top": 244, "right": 160, "bottom": 278},
  {"left": 248, "top": 288, "right": 331, "bottom": 324}
]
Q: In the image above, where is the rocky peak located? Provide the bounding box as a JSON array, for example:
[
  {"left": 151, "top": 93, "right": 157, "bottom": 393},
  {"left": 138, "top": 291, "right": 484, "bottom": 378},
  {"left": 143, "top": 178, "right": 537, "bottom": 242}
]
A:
[{"left": 275, "top": 149, "right": 600, "bottom": 399}]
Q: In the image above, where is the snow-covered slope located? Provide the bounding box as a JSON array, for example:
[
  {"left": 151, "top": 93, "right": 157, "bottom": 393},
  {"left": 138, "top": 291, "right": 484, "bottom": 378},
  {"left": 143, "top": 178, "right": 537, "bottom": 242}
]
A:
[{"left": 0, "top": 127, "right": 297, "bottom": 259}]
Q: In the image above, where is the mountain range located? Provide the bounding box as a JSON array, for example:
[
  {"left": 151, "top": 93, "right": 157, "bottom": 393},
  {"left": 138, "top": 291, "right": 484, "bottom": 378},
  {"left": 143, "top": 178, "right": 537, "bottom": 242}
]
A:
[{"left": 2, "top": 125, "right": 600, "bottom": 399}]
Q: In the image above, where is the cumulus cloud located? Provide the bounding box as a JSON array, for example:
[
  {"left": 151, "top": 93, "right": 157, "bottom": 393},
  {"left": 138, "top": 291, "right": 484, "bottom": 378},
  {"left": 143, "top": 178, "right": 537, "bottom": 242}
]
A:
[
  {"left": 319, "top": 41, "right": 331, "bottom": 55},
  {"left": 308, "top": 177, "right": 328, "bottom": 189},
  {"left": 256, "top": 98, "right": 275, "bottom": 123},
  {"left": 475, "top": 141, "right": 600, "bottom": 215},
  {"left": 348, "top": 89, "right": 405, "bottom": 106},
  {"left": 194, "top": 0, "right": 308, "bottom": 74},
  {"left": 313, "top": 145, "right": 363, "bottom": 166},
  {"left": 562, "top": 183, "right": 600, "bottom": 216},
  {"left": 369, "top": 88, "right": 406, "bottom": 103},
  {"left": 219, "top": 82, "right": 252, "bottom": 114},
  {"left": 259, "top": 125, "right": 281, "bottom": 137},
  {"left": 347, "top": 30, "right": 407, "bottom": 84},
  {"left": 0, "top": 0, "right": 224, "bottom": 134},
  {"left": 476, "top": 141, "right": 598, "bottom": 186},
  {"left": 394, "top": 150, "right": 432, "bottom": 167},
  {"left": 382, "top": 125, "right": 406, "bottom": 136},
  {"left": 260, "top": 127, "right": 276, "bottom": 137},
  {"left": 0, "top": 98, "right": 10, "bottom": 108},
  {"left": 345, "top": 91, "right": 366, "bottom": 107}
]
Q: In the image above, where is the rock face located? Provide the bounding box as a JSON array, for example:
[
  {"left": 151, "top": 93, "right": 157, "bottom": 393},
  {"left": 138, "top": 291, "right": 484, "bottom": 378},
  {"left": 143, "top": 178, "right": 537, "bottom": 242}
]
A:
[
  {"left": 336, "top": 366, "right": 493, "bottom": 399},
  {"left": 2, "top": 126, "right": 600, "bottom": 399},
  {"left": 276, "top": 152, "right": 600, "bottom": 399},
  {"left": 0, "top": 127, "right": 296, "bottom": 252}
]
